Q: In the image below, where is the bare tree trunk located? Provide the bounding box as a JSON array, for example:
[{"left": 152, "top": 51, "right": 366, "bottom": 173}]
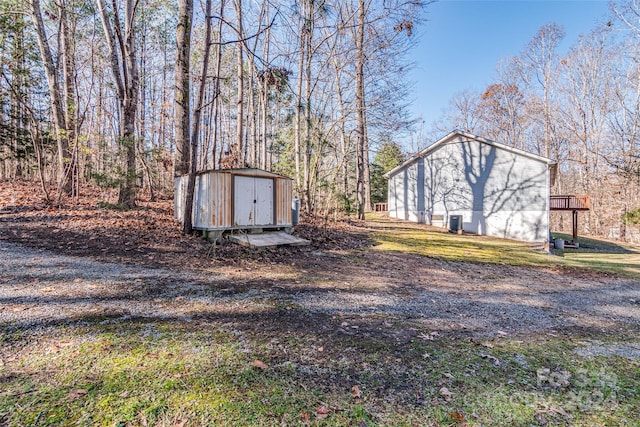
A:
[
  {"left": 59, "top": 4, "right": 78, "bottom": 199},
  {"left": 211, "top": 0, "right": 226, "bottom": 169},
  {"left": 247, "top": 65, "right": 257, "bottom": 166},
  {"left": 234, "top": 0, "right": 244, "bottom": 167},
  {"left": 119, "top": 0, "right": 139, "bottom": 208},
  {"left": 183, "top": 0, "right": 214, "bottom": 234},
  {"left": 173, "top": 0, "right": 194, "bottom": 231},
  {"left": 259, "top": 80, "right": 268, "bottom": 169},
  {"left": 303, "top": 5, "right": 313, "bottom": 212},
  {"left": 191, "top": 0, "right": 214, "bottom": 168},
  {"left": 28, "top": 0, "right": 71, "bottom": 200},
  {"left": 261, "top": 6, "right": 270, "bottom": 170},
  {"left": 174, "top": 0, "right": 193, "bottom": 177},
  {"left": 96, "top": 0, "right": 139, "bottom": 208},
  {"left": 355, "top": 0, "right": 366, "bottom": 219},
  {"left": 294, "top": 0, "right": 305, "bottom": 197},
  {"left": 363, "top": 105, "right": 371, "bottom": 212}
]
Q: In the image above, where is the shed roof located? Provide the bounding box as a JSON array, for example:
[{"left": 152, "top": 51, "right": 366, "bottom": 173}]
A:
[
  {"left": 384, "top": 130, "right": 557, "bottom": 179},
  {"left": 193, "top": 168, "right": 292, "bottom": 180}
]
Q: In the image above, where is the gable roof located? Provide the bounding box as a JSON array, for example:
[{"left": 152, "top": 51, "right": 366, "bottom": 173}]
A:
[{"left": 384, "top": 130, "right": 557, "bottom": 179}]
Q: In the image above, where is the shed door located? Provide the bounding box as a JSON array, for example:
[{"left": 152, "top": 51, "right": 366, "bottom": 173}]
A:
[{"left": 234, "top": 176, "right": 274, "bottom": 226}]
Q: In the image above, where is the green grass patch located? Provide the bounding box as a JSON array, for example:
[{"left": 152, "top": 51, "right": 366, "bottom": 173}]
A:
[
  {"left": 2, "top": 320, "right": 639, "bottom": 426},
  {"left": 368, "top": 214, "right": 640, "bottom": 278},
  {"left": 372, "top": 226, "right": 554, "bottom": 266},
  {"left": 551, "top": 232, "right": 640, "bottom": 278},
  {"left": 0, "top": 322, "right": 379, "bottom": 426},
  {"left": 551, "top": 232, "right": 635, "bottom": 253}
]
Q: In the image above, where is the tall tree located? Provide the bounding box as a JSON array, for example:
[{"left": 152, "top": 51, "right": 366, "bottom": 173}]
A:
[
  {"left": 370, "top": 141, "right": 405, "bottom": 204},
  {"left": 234, "top": 0, "right": 244, "bottom": 167},
  {"left": 28, "top": 0, "right": 73, "bottom": 199},
  {"left": 612, "top": 0, "right": 640, "bottom": 37},
  {"left": 174, "top": 0, "right": 194, "bottom": 231},
  {"left": 174, "top": 0, "right": 193, "bottom": 178},
  {"left": 354, "top": 0, "right": 367, "bottom": 219},
  {"left": 479, "top": 82, "right": 528, "bottom": 149},
  {"left": 518, "top": 23, "right": 565, "bottom": 158},
  {"left": 96, "top": 0, "right": 140, "bottom": 208}
]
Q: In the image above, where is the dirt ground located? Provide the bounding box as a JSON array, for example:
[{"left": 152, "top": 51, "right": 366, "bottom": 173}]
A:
[{"left": 1, "top": 180, "right": 639, "bottom": 345}]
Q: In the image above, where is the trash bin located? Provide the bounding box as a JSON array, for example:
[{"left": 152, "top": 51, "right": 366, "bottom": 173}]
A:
[
  {"left": 291, "top": 196, "right": 300, "bottom": 226},
  {"left": 449, "top": 215, "right": 463, "bottom": 234}
]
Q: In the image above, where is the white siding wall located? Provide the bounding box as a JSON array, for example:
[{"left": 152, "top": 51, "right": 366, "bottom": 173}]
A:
[
  {"left": 388, "top": 161, "right": 421, "bottom": 222},
  {"left": 388, "top": 138, "right": 550, "bottom": 242}
]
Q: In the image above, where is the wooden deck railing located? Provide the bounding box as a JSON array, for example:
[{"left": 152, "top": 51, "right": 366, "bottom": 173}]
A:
[
  {"left": 550, "top": 195, "right": 590, "bottom": 211},
  {"left": 373, "top": 202, "right": 388, "bottom": 212}
]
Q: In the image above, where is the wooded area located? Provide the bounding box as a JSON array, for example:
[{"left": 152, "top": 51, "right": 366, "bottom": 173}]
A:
[
  {"left": 1, "top": 0, "right": 421, "bottom": 219},
  {"left": 1, "top": 0, "right": 640, "bottom": 241}
]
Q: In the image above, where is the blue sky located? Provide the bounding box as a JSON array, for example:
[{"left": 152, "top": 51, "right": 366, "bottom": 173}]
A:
[{"left": 409, "top": 0, "right": 611, "bottom": 124}]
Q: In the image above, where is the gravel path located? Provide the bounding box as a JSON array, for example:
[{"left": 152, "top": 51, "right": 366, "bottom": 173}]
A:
[
  {"left": 1, "top": 240, "right": 639, "bottom": 339},
  {"left": 0, "top": 240, "right": 229, "bottom": 328}
]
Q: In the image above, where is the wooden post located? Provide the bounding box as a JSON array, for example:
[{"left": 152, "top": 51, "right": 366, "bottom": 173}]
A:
[{"left": 572, "top": 209, "right": 578, "bottom": 243}]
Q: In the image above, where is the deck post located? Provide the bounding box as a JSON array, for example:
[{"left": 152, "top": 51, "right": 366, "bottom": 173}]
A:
[{"left": 550, "top": 195, "right": 589, "bottom": 247}]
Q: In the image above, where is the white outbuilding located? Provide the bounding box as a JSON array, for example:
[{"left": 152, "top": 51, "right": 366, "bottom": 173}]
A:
[{"left": 384, "top": 131, "right": 556, "bottom": 243}]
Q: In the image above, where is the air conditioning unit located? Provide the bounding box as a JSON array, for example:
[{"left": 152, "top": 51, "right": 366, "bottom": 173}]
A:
[{"left": 449, "top": 215, "right": 463, "bottom": 234}]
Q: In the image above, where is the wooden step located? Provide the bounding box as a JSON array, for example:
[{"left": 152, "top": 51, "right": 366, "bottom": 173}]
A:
[{"left": 228, "top": 231, "right": 311, "bottom": 248}]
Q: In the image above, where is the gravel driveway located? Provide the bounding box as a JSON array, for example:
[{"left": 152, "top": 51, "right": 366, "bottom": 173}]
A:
[{"left": 2, "top": 239, "right": 639, "bottom": 339}]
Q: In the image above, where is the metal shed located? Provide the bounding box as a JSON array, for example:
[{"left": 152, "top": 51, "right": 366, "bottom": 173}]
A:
[{"left": 174, "top": 168, "right": 293, "bottom": 238}]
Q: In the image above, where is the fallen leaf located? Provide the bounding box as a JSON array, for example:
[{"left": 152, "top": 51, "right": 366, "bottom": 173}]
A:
[
  {"left": 536, "top": 414, "right": 548, "bottom": 426},
  {"left": 300, "top": 411, "right": 310, "bottom": 421},
  {"left": 450, "top": 411, "right": 465, "bottom": 421},
  {"left": 315, "top": 405, "right": 330, "bottom": 419},
  {"left": 351, "top": 385, "right": 362, "bottom": 398},
  {"left": 551, "top": 406, "right": 569, "bottom": 418},
  {"left": 479, "top": 351, "right": 501, "bottom": 366},
  {"left": 250, "top": 360, "right": 268, "bottom": 370},
  {"left": 439, "top": 386, "right": 453, "bottom": 402},
  {"left": 419, "top": 330, "right": 439, "bottom": 340},
  {"left": 69, "top": 389, "right": 88, "bottom": 399}
]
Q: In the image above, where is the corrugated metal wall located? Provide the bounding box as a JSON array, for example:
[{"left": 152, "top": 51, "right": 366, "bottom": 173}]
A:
[
  {"left": 275, "top": 178, "right": 292, "bottom": 226},
  {"left": 174, "top": 169, "right": 293, "bottom": 231},
  {"left": 194, "top": 172, "right": 232, "bottom": 229},
  {"left": 174, "top": 176, "right": 187, "bottom": 222}
]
